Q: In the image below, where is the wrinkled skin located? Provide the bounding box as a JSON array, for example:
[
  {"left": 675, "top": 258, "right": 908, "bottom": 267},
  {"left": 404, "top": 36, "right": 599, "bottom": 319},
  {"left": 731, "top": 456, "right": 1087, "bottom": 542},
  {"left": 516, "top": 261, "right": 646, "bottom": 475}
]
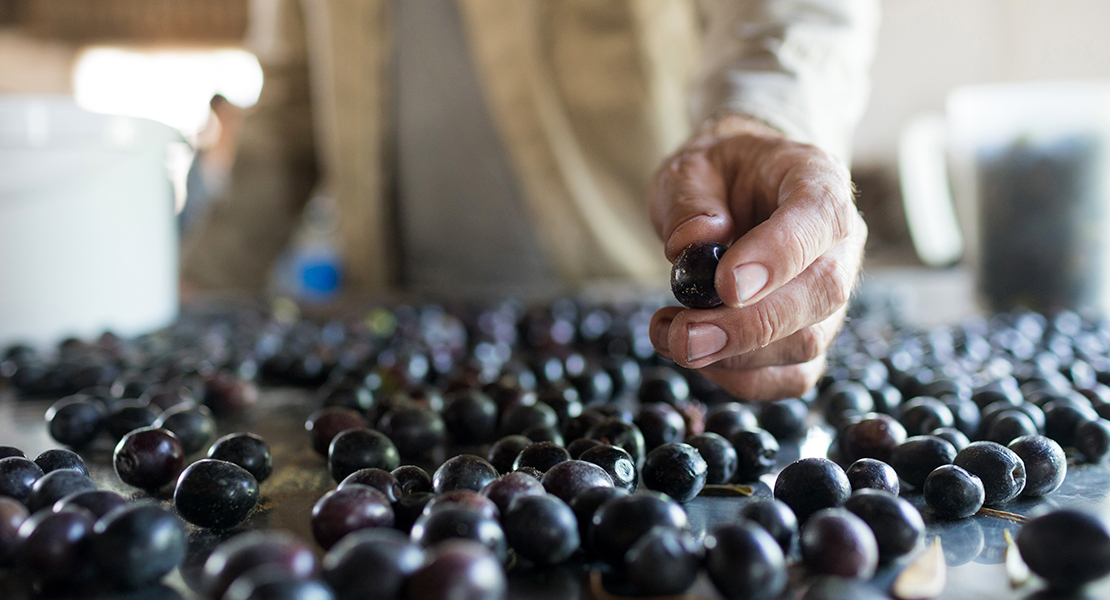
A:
[{"left": 649, "top": 115, "right": 867, "bottom": 401}]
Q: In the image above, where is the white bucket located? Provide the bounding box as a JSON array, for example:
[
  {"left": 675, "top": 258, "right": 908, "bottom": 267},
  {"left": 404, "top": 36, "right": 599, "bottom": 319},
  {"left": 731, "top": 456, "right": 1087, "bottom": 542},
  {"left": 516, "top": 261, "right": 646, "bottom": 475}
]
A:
[{"left": 0, "top": 96, "right": 180, "bottom": 348}]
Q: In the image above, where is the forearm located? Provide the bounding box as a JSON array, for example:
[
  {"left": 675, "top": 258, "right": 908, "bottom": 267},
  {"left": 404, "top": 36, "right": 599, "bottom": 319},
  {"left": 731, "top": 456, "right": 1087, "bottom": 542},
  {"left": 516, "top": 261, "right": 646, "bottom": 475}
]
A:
[{"left": 692, "top": 0, "right": 880, "bottom": 162}]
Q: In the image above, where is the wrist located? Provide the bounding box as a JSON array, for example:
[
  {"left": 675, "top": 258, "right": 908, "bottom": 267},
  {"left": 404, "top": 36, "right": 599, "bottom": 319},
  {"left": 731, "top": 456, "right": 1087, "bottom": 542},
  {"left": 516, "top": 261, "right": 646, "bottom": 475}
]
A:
[{"left": 689, "top": 113, "right": 786, "bottom": 148}]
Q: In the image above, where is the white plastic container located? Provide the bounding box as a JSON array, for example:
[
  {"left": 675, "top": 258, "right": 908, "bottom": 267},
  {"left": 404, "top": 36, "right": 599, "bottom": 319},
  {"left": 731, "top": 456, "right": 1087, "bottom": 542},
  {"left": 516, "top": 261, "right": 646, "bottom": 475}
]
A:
[
  {"left": 0, "top": 96, "right": 180, "bottom": 348},
  {"left": 900, "top": 81, "right": 1110, "bottom": 314}
]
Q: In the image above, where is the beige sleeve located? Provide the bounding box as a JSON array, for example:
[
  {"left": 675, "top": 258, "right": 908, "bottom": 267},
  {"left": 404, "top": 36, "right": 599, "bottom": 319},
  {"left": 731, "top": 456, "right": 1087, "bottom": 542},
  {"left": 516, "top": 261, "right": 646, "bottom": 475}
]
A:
[
  {"left": 692, "top": 0, "right": 880, "bottom": 162},
  {"left": 180, "top": 0, "right": 319, "bottom": 293}
]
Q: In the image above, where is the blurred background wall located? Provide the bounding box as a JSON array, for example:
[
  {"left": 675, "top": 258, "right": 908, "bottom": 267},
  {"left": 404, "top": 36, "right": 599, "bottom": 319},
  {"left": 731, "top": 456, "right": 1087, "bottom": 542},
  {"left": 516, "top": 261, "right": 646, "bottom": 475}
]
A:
[{"left": 3, "top": 0, "right": 1109, "bottom": 265}]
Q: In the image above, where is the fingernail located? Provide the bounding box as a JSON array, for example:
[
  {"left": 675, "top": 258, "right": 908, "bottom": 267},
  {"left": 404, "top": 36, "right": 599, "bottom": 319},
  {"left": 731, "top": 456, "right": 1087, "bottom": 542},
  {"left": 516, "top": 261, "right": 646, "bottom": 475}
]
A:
[
  {"left": 687, "top": 322, "right": 727, "bottom": 361},
  {"left": 652, "top": 318, "right": 671, "bottom": 354},
  {"left": 734, "top": 263, "right": 770, "bottom": 305}
]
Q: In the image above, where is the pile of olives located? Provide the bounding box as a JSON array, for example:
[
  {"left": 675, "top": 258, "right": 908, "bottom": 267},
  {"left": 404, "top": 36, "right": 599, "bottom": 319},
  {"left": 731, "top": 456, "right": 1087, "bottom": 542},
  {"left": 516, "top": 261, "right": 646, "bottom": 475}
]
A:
[{"left": 1, "top": 287, "right": 1110, "bottom": 598}]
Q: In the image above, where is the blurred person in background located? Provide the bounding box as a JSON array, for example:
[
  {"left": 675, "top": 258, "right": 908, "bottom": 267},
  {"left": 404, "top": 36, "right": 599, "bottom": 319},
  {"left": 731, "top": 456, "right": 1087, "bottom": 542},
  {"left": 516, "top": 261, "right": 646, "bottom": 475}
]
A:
[
  {"left": 181, "top": 0, "right": 879, "bottom": 400},
  {"left": 181, "top": 94, "right": 244, "bottom": 235}
]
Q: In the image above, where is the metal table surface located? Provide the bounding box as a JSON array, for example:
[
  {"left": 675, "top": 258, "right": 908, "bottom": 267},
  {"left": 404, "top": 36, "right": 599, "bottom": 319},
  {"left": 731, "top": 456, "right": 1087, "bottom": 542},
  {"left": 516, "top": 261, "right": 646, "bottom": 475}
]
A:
[
  {"left": 3, "top": 267, "right": 1110, "bottom": 599},
  {"left": 2, "top": 385, "right": 1110, "bottom": 600}
]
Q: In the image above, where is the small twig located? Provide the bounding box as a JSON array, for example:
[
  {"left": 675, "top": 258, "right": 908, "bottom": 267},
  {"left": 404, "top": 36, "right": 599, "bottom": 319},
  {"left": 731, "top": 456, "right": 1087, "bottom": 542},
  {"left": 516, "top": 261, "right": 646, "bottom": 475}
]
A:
[
  {"left": 976, "top": 507, "right": 1030, "bottom": 524},
  {"left": 698, "top": 484, "right": 755, "bottom": 497}
]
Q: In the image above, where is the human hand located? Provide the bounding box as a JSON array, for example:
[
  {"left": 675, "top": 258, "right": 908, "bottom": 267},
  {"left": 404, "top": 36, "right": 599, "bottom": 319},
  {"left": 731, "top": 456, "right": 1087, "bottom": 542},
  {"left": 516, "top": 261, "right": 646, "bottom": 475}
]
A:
[{"left": 648, "top": 115, "right": 867, "bottom": 401}]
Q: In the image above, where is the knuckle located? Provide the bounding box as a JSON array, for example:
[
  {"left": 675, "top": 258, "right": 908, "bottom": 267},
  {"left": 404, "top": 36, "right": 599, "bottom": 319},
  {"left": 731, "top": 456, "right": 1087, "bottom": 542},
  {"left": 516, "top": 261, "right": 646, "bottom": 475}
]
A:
[
  {"left": 817, "top": 184, "right": 856, "bottom": 243},
  {"left": 779, "top": 376, "right": 813, "bottom": 401},
  {"left": 794, "top": 326, "right": 825, "bottom": 363},
  {"left": 811, "top": 257, "right": 854, "bottom": 314},
  {"left": 750, "top": 303, "right": 780, "bottom": 350},
  {"left": 777, "top": 225, "right": 813, "bottom": 278}
]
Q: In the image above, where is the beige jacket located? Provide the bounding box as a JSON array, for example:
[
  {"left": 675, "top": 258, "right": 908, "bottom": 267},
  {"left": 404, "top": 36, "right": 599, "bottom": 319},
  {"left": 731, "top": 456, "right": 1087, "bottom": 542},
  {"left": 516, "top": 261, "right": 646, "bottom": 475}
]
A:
[{"left": 182, "top": 0, "right": 879, "bottom": 294}]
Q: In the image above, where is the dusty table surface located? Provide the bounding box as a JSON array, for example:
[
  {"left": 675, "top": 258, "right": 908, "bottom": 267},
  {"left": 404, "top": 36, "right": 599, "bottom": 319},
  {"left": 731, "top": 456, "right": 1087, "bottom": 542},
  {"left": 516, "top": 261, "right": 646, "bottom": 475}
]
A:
[
  {"left": 2, "top": 385, "right": 1110, "bottom": 600},
  {"left": 3, "top": 267, "right": 1110, "bottom": 599}
]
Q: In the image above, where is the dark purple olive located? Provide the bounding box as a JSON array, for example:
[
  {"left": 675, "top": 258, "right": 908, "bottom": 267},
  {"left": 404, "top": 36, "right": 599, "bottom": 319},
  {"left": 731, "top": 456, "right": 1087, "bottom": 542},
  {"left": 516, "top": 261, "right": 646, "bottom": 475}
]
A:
[
  {"left": 442, "top": 389, "right": 499, "bottom": 445},
  {"left": 685, "top": 433, "right": 738, "bottom": 485},
  {"left": 45, "top": 396, "right": 105, "bottom": 448},
  {"left": 569, "top": 487, "right": 628, "bottom": 554},
  {"left": 923, "top": 465, "right": 984, "bottom": 520},
  {"left": 201, "top": 530, "right": 319, "bottom": 600},
  {"left": 985, "top": 410, "right": 1038, "bottom": 445},
  {"left": 625, "top": 526, "right": 701, "bottom": 596},
  {"left": 392, "top": 465, "right": 433, "bottom": 496},
  {"left": 499, "top": 401, "right": 558, "bottom": 437},
  {"left": 759, "top": 398, "right": 809, "bottom": 440},
  {"left": 339, "top": 468, "right": 403, "bottom": 503},
  {"left": 306, "top": 408, "right": 368, "bottom": 457},
  {"left": 487, "top": 435, "right": 533, "bottom": 475},
  {"left": 405, "top": 539, "right": 506, "bottom": 600},
  {"left": 953, "top": 441, "right": 1026, "bottom": 506},
  {"left": 174, "top": 458, "right": 259, "bottom": 529},
  {"left": 641, "top": 442, "right": 707, "bottom": 503},
  {"left": 635, "top": 403, "right": 687, "bottom": 451},
  {"left": 730, "top": 428, "right": 779, "bottom": 483},
  {"left": 423, "top": 490, "right": 500, "bottom": 521},
  {"left": 1076, "top": 419, "right": 1110, "bottom": 464},
  {"left": 480, "top": 472, "right": 546, "bottom": 516},
  {"left": 1008, "top": 435, "right": 1066, "bottom": 497},
  {"left": 377, "top": 406, "right": 446, "bottom": 460},
  {"left": 1017, "top": 509, "right": 1110, "bottom": 592},
  {"left": 773, "top": 458, "right": 851, "bottom": 523},
  {"left": 203, "top": 371, "right": 259, "bottom": 417},
  {"left": 34, "top": 448, "right": 88, "bottom": 476},
  {"left": 566, "top": 437, "right": 603, "bottom": 459},
  {"left": 843, "top": 489, "right": 925, "bottom": 563},
  {"left": 501, "top": 494, "right": 579, "bottom": 565},
  {"left": 578, "top": 444, "right": 638, "bottom": 493},
  {"left": 890, "top": 436, "right": 957, "bottom": 490},
  {"left": 704, "top": 403, "right": 760, "bottom": 441},
  {"left": 540, "top": 459, "right": 613, "bottom": 504},
  {"left": 223, "top": 568, "right": 335, "bottom": 600},
  {"left": 328, "top": 428, "right": 400, "bottom": 483},
  {"left": 208, "top": 432, "right": 273, "bottom": 483},
  {"left": 0, "top": 497, "right": 28, "bottom": 565},
  {"left": 18, "top": 507, "right": 96, "bottom": 584},
  {"left": 433, "top": 454, "right": 499, "bottom": 494},
  {"left": 52, "top": 489, "right": 127, "bottom": 519},
  {"left": 92, "top": 502, "right": 187, "bottom": 590},
  {"left": 27, "top": 469, "right": 97, "bottom": 513},
  {"left": 638, "top": 366, "right": 692, "bottom": 406},
  {"left": 0, "top": 457, "right": 44, "bottom": 505},
  {"left": 310, "top": 484, "right": 394, "bottom": 550},
  {"left": 800, "top": 508, "right": 879, "bottom": 579},
  {"left": 703, "top": 521, "right": 787, "bottom": 600},
  {"left": 591, "top": 492, "right": 687, "bottom": 567},
  {"left": 585, "top": 419, "right": 646, "bottom": 466},
  {"left": 114, "top": 426, "right": 185, "bottom": 490},
  {"left": 410, "top": 507, "right": 507, "bottom": 561},
  {"left": 671, "top": 241, "right": 726, "bottom": 309},
  {"left": 512, "top": 442, "right": 570, "bottom": 474},
  {"left": 845, "top": 458, "right": 899, "bottom": 495},
  {"left": 105, "top": 400, "right": 161, "bottom": 440},
  {"left": 840, "top": 414, "right": 906, "bottom": 464},
  {"left": 899, "top": 397, "right": 955, "bottom": 437},
  {"left": 154, "top": 402, "right": 217, "bottom": 455},
  {"left": 323, "top": 528, "right": 423, "bottom": 600},
  {"left": 738, "top": 499, "right": 798, "bottom": 554}
]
